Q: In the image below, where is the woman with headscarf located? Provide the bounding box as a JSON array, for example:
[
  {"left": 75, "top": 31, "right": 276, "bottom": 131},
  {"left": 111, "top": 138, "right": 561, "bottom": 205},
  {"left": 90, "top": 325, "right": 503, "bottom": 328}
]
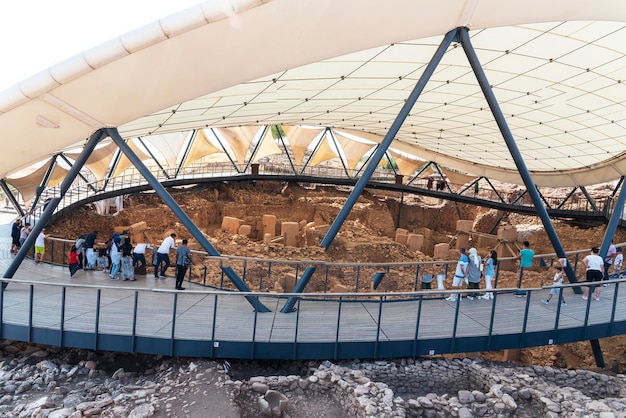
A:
[{"left": 466, "top": 248, "right": 482, "bottom": 300}]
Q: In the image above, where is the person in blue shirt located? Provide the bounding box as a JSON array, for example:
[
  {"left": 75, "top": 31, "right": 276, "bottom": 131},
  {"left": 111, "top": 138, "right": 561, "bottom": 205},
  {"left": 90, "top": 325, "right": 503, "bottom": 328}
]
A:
[
  {"left": 516, "top": 241, "right": 534, "bottom": 293},
  {"left": 480, "top": 250, "right": 497, "bottom": 300}
]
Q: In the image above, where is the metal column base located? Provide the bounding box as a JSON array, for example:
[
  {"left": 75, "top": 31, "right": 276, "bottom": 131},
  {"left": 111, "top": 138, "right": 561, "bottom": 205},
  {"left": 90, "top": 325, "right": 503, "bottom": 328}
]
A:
[{"left": 590, "top": 339, "right": 605, "bottom": 368}]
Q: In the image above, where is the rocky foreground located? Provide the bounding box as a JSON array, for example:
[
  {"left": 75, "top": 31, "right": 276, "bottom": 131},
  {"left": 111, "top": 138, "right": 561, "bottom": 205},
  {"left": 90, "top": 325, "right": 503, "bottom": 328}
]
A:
[{"left": 0, "top": 341, "right": 624, "bottom": 417}]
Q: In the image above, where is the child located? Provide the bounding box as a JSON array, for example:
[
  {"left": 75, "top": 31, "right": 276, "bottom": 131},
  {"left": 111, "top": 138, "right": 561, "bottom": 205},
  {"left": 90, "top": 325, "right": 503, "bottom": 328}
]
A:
[
  {"left": 542, "top": 265, "right": 567, "bottom": 307},
  {"left": 613, "top": 248, "right": 623, "bottom": 278},
  {"left": 68, "top": 245, "right": 80, "bottom": 278},
  {"left": 97, "top": 248, "right": 109, "bottom": 272}
]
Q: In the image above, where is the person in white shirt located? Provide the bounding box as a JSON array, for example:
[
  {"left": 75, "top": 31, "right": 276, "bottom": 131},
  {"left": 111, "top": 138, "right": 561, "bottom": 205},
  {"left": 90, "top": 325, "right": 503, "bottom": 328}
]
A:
[
  {"left": 132, "top": 242, "right": 151, "bottom": 268},
  {"left": 155, "top": 233, "right": 176, "bottom": 278},
  {"left": 583, "top": 246, "right": 604, "bottom": 301}
]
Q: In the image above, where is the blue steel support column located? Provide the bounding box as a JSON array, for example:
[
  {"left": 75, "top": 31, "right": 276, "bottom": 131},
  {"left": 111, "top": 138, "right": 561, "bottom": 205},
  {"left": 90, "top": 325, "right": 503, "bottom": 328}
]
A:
[
  {"left": 3, "top": 129, "right": 107, "bottom": 282},
  {"left": 106, "top": 128, "right": 270, "bottom": 312},
  {"left": 600, "top": 177, "right": 626, "bottom": 259},
  {"left": 320, "top": 28, "right": 458, "bottom": 250},
  {"left": 458, "top": 27, "right": 580, "bottom": 290}
]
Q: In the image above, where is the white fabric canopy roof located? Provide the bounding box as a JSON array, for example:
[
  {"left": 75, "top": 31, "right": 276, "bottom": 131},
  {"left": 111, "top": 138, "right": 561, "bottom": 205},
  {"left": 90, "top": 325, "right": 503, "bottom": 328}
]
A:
[{"left": 0, "top": 0, "right": 625, "bottom": 187}]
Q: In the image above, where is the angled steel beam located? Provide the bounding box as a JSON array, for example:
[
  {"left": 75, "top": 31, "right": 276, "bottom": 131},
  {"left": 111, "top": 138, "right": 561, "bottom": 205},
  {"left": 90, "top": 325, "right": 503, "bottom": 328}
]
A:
[
  {"left": 321, "top": 28, "right": 459, "bottom": 249},
  {"left": 483, "top": 177, "right": 505, "bottom": 203},
  {"left": 579, "top": 185, "right": 599, "bottom": 212},
  {"left": 458, "top": 27, "right": 580, "bottom": 289},
  {"left": 101, "top": 149, "right": 123, "bottom": 191},
  {"left": 0, "top": 180, "right": 24, "bottom": 217},
  {"left": 600, "top": 177, "right": 626, "bottom": 259},
  {"left": 458, "top": 176, "right": 482, "bottom": 195},
  {"left": 209, "top": 128, "right": 241, "bottom": 173},
  {"left": 175, "top": 130, "right": 197, "bottom": 178},
  {"left": 406, "top": 162, "right": 432, "bottom": 186},
  {"left": 58, "top": 154, "right": 98, "bottom": 193},
  {"left": 243, "top": 126, "right": 268, "bottom": 173},
  {"left": 107, "top": 128, "right": 270, "bottom": 312},
  {"left": 137, "top": 136, "right": 170, "bottom": 179},
  {"left": 328, "top": 129, "right": 350, "bottom": 177},
  {"left": 301, "top": 130, "right": 326, "bottom": 174},
  {"left": 3, "top": 130, "right": 107, "bottom": 283},
  {"left": 275, "top": 127, "right": 298, "bottom": 174},
  {"left": 30, "top": 156, "right": 58, "bottom": 210},
  {"left": 556, "top": 187, "right": 579, "bottom": 210}
]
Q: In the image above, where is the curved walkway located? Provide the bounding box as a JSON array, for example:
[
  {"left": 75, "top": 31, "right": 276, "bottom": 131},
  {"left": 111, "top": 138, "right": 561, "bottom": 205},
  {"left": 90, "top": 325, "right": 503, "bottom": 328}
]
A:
[{"left": 0, "top": 219, "right": 625, "bottom": 360}]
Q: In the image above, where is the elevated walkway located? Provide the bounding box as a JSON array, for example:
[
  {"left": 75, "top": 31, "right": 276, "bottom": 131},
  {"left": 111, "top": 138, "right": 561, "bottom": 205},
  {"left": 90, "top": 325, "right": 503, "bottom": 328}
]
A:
[{"left": 1, "top": 223, "right": 625, "bottom": 360}]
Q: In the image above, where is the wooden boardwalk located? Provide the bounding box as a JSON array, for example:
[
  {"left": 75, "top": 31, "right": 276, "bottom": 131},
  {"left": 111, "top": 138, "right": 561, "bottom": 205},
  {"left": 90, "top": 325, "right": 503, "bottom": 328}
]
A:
[{"left": 0, "top": 222, "right": 624, "bottom": 359}]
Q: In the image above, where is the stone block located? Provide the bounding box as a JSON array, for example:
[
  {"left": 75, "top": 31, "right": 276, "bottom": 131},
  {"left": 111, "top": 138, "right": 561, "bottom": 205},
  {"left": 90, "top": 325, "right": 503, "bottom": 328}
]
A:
[
  {"left": 281, "top": 222, "right": 299, "bottom": 247},
  {"left": 395, "top": 228, "right": 409, "bottom": 244},
  {"left": 477, "top": 234, "right": 498, "bottom": 249},
  {"left": 278, "top": 273, "right": 297, "bottom": 293},
  {"left": 238, "top": 225, "right": 252, "bottom": 236},
  {"left": 434, "top": 243, "right": 449, "bottom": 260},
  {"left": 298, "top": 220, "right": 308, "bottom": 230},
  {"left": 263, "top": 233, "right": 272, "bottom": 245},
  {"left": 456, "top": 232, "right": 470, "bottom": 250},
  {"left": 422, "top": 228, "right": 432, "bottom": 240},
  {"left": 456, "top": 220, "right": 474, "bottom": 232},
  {"left": 406, "top": 234, "right": 424, "bottom": 251},
  {"left": 129, "top": 221, "right": 147, "bottom": 233},
  {"left": 263, "top": 214, "right": 277, "bottom": 238},
  {"left": 497, "top": 225, "right": 517, "bottom": 241},
  {"left": 222, "top": 216, "right": 243, "bottom": 234}
]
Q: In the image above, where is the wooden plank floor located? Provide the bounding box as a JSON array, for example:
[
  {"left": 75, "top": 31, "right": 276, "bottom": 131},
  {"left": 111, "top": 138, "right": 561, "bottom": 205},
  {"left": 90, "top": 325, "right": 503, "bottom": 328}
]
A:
[{"left": 0, "top": 225, "right": 624, "bottom": 347}]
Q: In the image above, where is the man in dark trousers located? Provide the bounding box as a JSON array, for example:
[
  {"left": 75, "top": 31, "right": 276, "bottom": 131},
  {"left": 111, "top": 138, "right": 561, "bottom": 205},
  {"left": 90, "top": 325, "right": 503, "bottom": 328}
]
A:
[{"left": 175, "top": 239, "right": 192, "bottom": 290}]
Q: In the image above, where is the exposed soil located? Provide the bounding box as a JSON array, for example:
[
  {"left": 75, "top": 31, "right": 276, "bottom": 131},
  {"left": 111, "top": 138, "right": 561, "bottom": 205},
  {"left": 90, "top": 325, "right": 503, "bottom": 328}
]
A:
[{"left": 46, "top": 181, "right": 626, "bottom": 373}]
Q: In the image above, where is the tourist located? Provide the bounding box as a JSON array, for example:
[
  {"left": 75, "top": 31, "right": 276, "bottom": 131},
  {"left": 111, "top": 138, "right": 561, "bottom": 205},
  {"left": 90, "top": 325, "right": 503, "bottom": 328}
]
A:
[
  {"left": 603, "top": 240, "right": 616, "bottom": 286},
  {"left": 68, "top": 245, "right": 80, "bottom": 278},
  {"left": 465, "top": 248, "right": 482, "bottom": 300},
  {"left": 132, "top": 241, "right": 150, "bottom": 268},
  {"left": 19, "top": 223, "right": 30, "bottom": 249},
  {"left": 156, "top": 233, "right": 176, "bottom": 278},
  {"left": 84, "top": 231, "right": 98, "bottom": 269},
  {"left": 108, "top": 234, "right": 122, "bottom": 280},
  {"left": 10, "top": 218, "right": 21, "bottom": 255},
  {"left": 583, "top": 247, "right": 604, "bottom": 301},
  {"left": 614, "top": 247, "right": 623, "bottom": 278},
  {"left": 34, "top": 228, "right": 46, "bottom": 263},
  {"left": 446, "top": 247, "right": 468, "bottom": 302},
  {"left": 74, "top": 234, "right": 85, "bottom": 269},
  {"left": 542, "top": 265, "right": 567, "bottom": 307},
  {"left": 515, "top": 241, "right": 534, "bottom": 295},
  {"left": 480, "top": 250, "right": 497, "bottom": 300},
  {"left": 121, "top": 237, "right": 135, "bottom": 281},
  {"left": 175, "top": 239, "right": 192, "bottom": 290}
]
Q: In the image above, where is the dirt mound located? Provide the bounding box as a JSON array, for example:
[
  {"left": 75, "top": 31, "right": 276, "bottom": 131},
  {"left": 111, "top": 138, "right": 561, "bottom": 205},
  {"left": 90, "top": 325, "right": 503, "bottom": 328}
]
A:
[{"left": 47, "top": 181, "right": 626, "bottom": 372}]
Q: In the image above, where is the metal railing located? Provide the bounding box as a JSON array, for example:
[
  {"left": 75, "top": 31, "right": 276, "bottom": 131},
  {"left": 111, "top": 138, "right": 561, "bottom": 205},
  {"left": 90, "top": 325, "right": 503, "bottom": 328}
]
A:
[
  {"left": 0, "top": 270, "right": 623, "bottom": 359},
  {"left": 18, "top": 162, "right": 608, "bottom": 227}
]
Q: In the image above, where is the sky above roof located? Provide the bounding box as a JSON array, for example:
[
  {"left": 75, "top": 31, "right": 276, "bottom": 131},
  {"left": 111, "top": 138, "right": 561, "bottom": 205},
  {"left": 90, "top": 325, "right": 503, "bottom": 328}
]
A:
[{"left": 0, "top": 0, "right": 204, "bottom": 91}]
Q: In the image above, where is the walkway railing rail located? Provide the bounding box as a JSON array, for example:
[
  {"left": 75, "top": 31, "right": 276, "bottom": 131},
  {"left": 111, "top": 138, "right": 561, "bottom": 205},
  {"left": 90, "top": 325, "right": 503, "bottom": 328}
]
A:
[{"left": 34, "top": 236, "right": 621, "bottom": 295}]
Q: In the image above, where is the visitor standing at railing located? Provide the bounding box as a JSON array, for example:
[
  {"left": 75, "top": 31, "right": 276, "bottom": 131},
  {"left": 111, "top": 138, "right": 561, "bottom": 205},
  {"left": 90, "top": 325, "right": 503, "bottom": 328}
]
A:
[
  {"left": 603, "top": 240, "right": 616, "bottom": 286},
  {"left": 175, "top": 239, "right": 192, "bottom": 290},
  {"left": 34, "top": 228, "right": 46, "bottom": 264},
  {"left": 108, "top": 234, "right": 122, "bottom": 280},
  {"left": 156, "top": 233, "right": 177, "bottom": 279},
  {"left": 132, "top": 241, "right": 150, "bottom": 268},
  {"left": 10, "top": 218, "right": 21, "bottom": 255},
  {"left": 465, "top": 248, "right": 482, "bottom": 300},
  {"left": 515, "top": 241, "right": 534, "bottom": 296},
  {"left": 583, "top": 246, "right": 604, "bottom": 301},
  {"left": 446, "top": 248, "right": 468, "bottom": 302},
  {"left": 19, "top": 222, "right": 30, "bottom": 250},
  {"left": 84, "top": 231, "right": 98, "bottom": 269},
  {"left": 613, "top": 248, "right": 624, "bottom": 278},
  {"left": 480, "top": 250, "right": 497, "bottom": 300},
  {"left": 74, "top": 234, "right": 85, "bottom": 269}
]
